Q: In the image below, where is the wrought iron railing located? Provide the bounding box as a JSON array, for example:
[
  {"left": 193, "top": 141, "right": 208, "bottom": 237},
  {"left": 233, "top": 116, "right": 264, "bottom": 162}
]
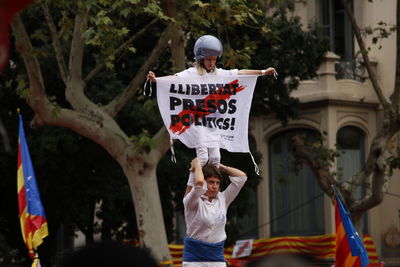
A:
[{"left": 335, "top": 60, "right": 366, "bottom": 82}]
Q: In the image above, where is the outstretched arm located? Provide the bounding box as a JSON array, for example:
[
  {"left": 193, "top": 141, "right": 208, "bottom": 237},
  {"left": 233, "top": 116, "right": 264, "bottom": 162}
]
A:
[
  {"left": 238, "top": 67, "right": 277, "bottom": 76},
  {"left": 147, "top": 71, "right": 175, "bottom": 82}
]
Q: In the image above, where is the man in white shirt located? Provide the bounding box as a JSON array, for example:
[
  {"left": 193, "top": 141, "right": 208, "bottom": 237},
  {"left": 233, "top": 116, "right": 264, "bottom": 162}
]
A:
[{"left": 182, "top": 158, "right": 247, "bottom": 267}]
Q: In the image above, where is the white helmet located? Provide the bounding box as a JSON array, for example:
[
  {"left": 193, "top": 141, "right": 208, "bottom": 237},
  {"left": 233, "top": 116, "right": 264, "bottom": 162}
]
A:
[{"left": 194, "top": 35, "right": 223, "bottom": 60}]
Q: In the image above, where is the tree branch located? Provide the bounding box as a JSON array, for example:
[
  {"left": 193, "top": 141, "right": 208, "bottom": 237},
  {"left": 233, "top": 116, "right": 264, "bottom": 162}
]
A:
[
  {"left": 65, "top": 7, "right": 91, "bottom": 112},
  {"left": 148, "top": 127, "right": 171, "bottom": 164},
  {"left": 350, "top": 135, "right": 385, "bottom": 187},
  {"left": 41, "top": 2, "right": 68, "bottom": 85},
  {"left": 162, "top": 0, "right": 186, "bottom": 70},
  {"left": 339, "top": 0, "right": 391, "bottom": 110},
  {"left": 11, "top": 15, "right": 48, "bottom": 111},
  {"left": 84, "top": 18, "right": 159, "bottom": 83},
  {"left": 31, "top": 107, "right": 133, "bottom": 162},
  {"left": 104, "top": 27, "right": 171, "bottom": 117},
  {"left": 351, "top": 119, "right": 400, "bottom": 185},
  {"left": 68, "top": 7, "right": 88, "bottom": 81},
  {"left": 291, "top": 135, "right": 337, "bottom": 197},
  {"left": 12, "top": 13, "right": 131, "bottom": 162},
  {"left": 349, "top": 121, "right": 400, "bottom": 214},
  {"left": 352, "top": 168, "right": 385, "bottom": 215}
]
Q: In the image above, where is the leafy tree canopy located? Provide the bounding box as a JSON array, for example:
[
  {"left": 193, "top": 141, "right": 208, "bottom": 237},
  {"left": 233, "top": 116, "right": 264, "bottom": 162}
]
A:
[{"left": 0, "top": 0, "right": 328, "bottom": 264}]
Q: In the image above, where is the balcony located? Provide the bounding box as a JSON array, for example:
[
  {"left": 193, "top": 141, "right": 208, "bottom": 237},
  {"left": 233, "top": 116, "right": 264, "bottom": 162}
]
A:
[
  {"left": 335, "top": 59, "right": 366, "bottom": 82},
  {"left": 292, "top": 52, "right": 379, "bottom": 106}
]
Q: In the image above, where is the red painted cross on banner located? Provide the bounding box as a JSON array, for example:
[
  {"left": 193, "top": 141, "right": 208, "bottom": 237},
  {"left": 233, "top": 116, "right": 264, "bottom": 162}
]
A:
[{"left": 169, "top": 79, "right": 245, "bottom": 135}]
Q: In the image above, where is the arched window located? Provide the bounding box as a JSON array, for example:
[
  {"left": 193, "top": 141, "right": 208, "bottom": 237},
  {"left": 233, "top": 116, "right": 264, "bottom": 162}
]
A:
[
  {"left": 336, "top": 126, "right": 365, "bottom": 199},
  {"left": 336, "top": 126, "right": 367, "bottom": 231},
  {"left": 269, "top": 129, "right": 325, "bottom": 236}
]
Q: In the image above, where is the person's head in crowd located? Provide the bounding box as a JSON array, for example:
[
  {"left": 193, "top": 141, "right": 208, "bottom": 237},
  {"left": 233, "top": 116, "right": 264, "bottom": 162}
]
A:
[{"left": 61, "top": 240, "right": 158, "bottom": 267}]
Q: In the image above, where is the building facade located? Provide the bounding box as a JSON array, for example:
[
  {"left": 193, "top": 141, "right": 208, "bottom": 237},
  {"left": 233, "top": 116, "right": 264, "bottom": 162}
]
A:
[{"left": 250, "top": 0, "right": 400, "bottom": 265}]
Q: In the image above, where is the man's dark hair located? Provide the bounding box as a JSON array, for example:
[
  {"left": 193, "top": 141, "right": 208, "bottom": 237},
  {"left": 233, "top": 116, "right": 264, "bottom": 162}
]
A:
[
  {"left": 202, "top": 164, "right": 222, "bottom": 181},
  {"left": 61, "top": 241, "right": 158, "bottom": 267}
]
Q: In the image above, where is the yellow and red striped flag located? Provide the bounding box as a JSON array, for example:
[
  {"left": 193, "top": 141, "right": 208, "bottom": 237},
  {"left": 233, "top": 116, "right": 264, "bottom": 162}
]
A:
[{"left": 17, "top": 113, "right": 48, "bottom": 266}]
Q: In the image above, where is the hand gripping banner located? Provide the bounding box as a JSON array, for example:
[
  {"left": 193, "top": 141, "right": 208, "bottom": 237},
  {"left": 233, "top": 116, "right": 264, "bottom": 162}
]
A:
[{"left": 156, "top": 75, "right": 258, "bottom": 153}]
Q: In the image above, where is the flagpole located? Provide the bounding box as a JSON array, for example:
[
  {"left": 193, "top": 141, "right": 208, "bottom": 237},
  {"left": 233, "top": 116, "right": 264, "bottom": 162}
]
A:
[{"left": 331, "top": 184, "right": 350, "bottom": 212}]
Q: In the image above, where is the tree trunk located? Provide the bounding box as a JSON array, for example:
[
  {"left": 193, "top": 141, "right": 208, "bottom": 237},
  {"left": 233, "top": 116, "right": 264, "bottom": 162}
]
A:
[
  {"left": 120, "top": 157, "right": 171, "bottom": 263},
  {"left": 11, "top": 8, "right": 175, "bottom": 261},
  {"left": 163, "top": 0, "right": 186, "bottom": 70},
  {"left": 170, "top": 25, "right": 186, "bottom": 70}
]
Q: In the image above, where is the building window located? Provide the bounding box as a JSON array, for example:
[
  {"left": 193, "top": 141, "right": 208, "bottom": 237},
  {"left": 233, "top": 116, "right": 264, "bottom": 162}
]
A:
[
  {"left": 320, "top": 0, "right": 365, "bottom": 81},
  {"left": 336, "top": 126, "right": 365, "bottom": 199},
  {"left": 320, "top": 0, "right": 354, "bottom": 60},
  {"left": 268, "top": 129, "right": 325, "bottom": 236}
]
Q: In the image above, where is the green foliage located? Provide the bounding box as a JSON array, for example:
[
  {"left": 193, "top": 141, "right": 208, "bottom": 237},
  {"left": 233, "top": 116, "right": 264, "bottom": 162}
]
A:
[
  {"left": 386, "top": 146, "right": 400, "bottom": 176},
  {"left": 15, "top": 75, "right": 30, "bottom": 99},
  {"left": 180, "top": 0, "right": 264, "bottom": 41},
  {"left": 171, "top": 1, "right": 328, "bottom": 124},
  {"left": 0, "top": 0, "right": 329, "bottom": 262},
  {"left": 49, "top": 102, "right": 62, "bottom": 118},
  {"left": 250, "top": 15, "right": 329, "bottom": 123},
  {"left": 362, "top": 21, "right": 396, "bottom": 50},
  {"left": 129, "top": 130, "right": 156, "bottom": 153},
  {"left": 269, "top": 0, "right": 296, "bottom": 12},
  {"left": 0, "top": 1, "right": 163, "bottom": 263},
  {"left": 308, "top": 135, "right": 341, "bottom": 170},
  {"left": 30, "top": 28, "right": 49, "bottom": 43}
]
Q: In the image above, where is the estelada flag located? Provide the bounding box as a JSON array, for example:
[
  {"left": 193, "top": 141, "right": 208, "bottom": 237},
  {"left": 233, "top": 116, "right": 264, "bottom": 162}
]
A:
[
  {"left": 17, "top": 114, "right": 48, "bottom": 264},
  {"left": 335, "top": 194, "right": 369, "bottom": 267},
  {"left": 0, "top": 0, "right": 35, "bottom": 72}
]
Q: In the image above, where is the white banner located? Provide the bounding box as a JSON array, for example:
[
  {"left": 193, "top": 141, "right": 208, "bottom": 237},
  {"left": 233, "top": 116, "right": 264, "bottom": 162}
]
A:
[{"left": 156, "top": 75, "right": 258, "bottom": 153}]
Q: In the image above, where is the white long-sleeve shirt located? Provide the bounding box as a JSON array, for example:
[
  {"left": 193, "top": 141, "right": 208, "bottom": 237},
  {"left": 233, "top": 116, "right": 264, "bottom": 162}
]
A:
[
  {"left": 183, "top": 176, "right": 247, "bottom": 243},
  {"left": 176, "top": 67, "right": 238, "bottom": 77}
]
